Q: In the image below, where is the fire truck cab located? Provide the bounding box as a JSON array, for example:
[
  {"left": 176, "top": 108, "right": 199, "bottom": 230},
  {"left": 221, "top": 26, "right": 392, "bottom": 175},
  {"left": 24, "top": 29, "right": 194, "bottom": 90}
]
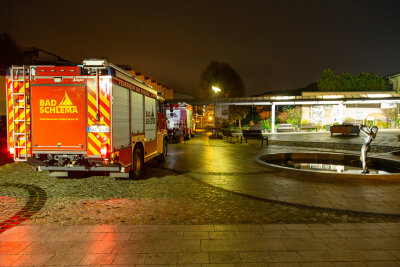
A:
[{"left": 6, "top": 59, "right": 168, "bottom": 178}]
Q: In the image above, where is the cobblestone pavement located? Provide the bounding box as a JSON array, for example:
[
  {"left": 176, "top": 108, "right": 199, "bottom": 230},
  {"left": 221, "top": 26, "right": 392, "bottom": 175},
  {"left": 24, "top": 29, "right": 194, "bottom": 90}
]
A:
[{"left": 0, "top": 133, "right": 400, "bottom": 265}]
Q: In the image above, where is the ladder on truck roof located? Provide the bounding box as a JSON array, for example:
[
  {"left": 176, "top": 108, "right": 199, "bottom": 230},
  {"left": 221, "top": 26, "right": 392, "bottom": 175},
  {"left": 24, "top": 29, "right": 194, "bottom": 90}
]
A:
[{"left": 10, "top": 66, "right": 30, "bottom": 162}]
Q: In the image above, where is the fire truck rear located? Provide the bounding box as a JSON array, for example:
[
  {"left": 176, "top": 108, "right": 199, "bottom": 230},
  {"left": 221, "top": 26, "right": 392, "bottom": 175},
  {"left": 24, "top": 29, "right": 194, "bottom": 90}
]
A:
[
  {"left": 166, "top": 102, "right": 194, "bottom": 140},
  {"left": 6, "top": 59, "right": 168, "bottom": 177}
]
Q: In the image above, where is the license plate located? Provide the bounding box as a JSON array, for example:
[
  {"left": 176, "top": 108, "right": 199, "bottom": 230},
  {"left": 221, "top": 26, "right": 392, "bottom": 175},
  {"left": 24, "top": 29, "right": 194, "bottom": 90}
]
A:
[{"left": 87, "top": 126, "right": 110, "bottom": 133}]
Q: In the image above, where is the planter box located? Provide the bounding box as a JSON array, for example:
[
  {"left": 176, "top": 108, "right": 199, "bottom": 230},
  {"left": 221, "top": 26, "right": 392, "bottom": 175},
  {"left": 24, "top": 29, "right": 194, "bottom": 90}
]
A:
[{"left": 330, "top": 125, "right": 360, "bottom": 136}]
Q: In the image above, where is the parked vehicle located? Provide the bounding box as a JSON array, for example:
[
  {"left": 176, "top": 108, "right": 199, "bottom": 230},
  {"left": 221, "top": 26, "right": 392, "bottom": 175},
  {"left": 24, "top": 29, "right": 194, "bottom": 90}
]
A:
[
  {"left": 6, "top": 59, "right": 168, "bottom": 177},
  {"left": 166, "top": 102, "right": 194, "bottom": 140}
]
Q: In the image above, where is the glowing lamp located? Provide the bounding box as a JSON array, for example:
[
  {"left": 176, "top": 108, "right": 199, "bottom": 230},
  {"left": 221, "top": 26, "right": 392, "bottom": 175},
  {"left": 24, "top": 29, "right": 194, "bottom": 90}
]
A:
[{"left": 212, "top": 86, "right": 221, "bottom": 93}]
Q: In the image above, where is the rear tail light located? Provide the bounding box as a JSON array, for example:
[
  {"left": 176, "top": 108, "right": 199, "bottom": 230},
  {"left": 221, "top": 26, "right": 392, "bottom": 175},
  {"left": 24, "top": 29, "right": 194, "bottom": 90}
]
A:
[
  {"left": 9, "top": 147, "right": 15, "bottom": 155},
  {"left": 101, "top": 144, "right": 108, "bottom": 158}
]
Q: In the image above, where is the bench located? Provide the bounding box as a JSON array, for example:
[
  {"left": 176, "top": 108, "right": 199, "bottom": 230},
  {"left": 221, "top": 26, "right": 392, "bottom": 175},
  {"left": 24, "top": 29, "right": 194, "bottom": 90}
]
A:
[
  {"left": 277, "top": 124, "right": 293, "bottom": 132},
  {"left": 222, "top": 129, "right": 243, "bottom": 143},
  {"left": 300, "top": 123, "right": 318, "bottom": 132},
  {"left": 222, "top": 129, "right": 234, "bottom": 143},
  {"left": 330, "top": 125, "right": 360, "bottom": 136},
  {"left": 242, "top": 129, "right": 268, "bottom": 146}
]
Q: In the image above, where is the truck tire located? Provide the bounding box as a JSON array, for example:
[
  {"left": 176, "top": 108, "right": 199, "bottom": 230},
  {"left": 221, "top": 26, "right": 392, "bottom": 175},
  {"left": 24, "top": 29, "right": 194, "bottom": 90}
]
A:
[{"left": 130, "top": 147, "right": 143, "bottom": 178}]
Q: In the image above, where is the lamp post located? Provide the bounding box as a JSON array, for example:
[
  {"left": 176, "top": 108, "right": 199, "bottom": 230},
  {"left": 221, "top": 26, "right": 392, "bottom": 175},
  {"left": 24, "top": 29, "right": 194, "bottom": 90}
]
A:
[{"left": 212, "top": 86, "right": 221, "bottom": 137}]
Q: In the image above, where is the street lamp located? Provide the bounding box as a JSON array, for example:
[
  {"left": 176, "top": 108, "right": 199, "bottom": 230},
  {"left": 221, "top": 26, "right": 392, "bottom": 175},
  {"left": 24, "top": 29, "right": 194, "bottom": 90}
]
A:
[{"left": 212, "top": 86, "right": 221, "bottom": 137}]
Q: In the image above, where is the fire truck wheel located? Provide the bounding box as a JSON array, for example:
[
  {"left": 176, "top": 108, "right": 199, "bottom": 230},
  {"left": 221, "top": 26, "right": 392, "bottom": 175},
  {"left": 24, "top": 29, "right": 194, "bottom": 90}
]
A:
[{"left": 130, "top": 148, "right": 143, "bottom": 178}]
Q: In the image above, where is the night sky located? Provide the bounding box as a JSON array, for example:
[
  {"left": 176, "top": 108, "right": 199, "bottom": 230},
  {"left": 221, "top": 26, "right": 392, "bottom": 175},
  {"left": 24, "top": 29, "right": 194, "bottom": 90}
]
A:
[{"left": 1, "top": 0, "right": 400, "bottom": 97}]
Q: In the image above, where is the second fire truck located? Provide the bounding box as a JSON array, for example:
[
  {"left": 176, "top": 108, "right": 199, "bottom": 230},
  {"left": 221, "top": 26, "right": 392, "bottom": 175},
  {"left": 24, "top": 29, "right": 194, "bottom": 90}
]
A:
[{"left": 166, "top": 102, "right": 194, "bottom": 140}]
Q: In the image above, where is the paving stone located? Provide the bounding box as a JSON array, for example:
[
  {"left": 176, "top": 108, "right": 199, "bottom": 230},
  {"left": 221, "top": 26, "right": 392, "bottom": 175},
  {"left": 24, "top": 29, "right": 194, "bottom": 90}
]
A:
[
  {"left": 364, "top": 261, "right": 400, "bottom": 267},
  {"left": 242, "top": 239, "right": 286, "bottom": 251},
  {"left": 209, "top": 232, "right": 236, "bottom": 239},
  {"left": 0, "top": 255, "right": 22, "bottom": 266},
  {"left": 268, "top": 251, "right": 302, "bottom": 262},
  {"left": 0, "top": 241, "right": 31, "bottom": 254},
  {"left": 183, "top": 231, "right": 210, "bottom": 240},
  {"left": 387, "top": 249, "right": 400, "bottom": 260},
  {"left": 285, "top": 230, "right": 314, "bottom": 238},
  {"left": 330, "top": 250, "right": 366, "bottom": 261},
  {"left": 358, "top": 249, "right": 396, "bottom": 260},
  {"left": 44, "top": 253, "right": 85, "bottom": 265},
  {"left": 112, "top": 240, "right": 158, "bottom": 253},
  {"left": 209, "top": 251, "right": 241, "bottom": 263},
  {"left": 178, "top": 252, "right": 209, "bottom": 264},
  {"left": 239, "top": 251, "right": 271, "bottom": 263},
  {"left": 111, "top": 253, "right": 146, "bottom": 265},
  {"left": 9, "top": 254, "right": 53, "bottom": 266},
  {"left": 158, "top": 239, "right": 201, "bottom": 252},
  {"left": 298, "top": 251, "right": 336, "bottom": 262},
  {"left": 145, "top": 252, "right": 178, "bottom": 264},
  {"left": 78, "top": 253, "right": 116, "bottom": 265},
  {"left": 157, "top": 231, "right": 184, "bottom": 239},
  {"left": 202, "top": 239, "right": 245, "bottom": 252}
]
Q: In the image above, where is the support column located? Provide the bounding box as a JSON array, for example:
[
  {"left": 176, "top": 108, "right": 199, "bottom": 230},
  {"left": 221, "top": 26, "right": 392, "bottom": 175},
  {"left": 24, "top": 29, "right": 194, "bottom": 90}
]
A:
[{"left": 271, "top": 103, "right": 276, "bottom": 133}]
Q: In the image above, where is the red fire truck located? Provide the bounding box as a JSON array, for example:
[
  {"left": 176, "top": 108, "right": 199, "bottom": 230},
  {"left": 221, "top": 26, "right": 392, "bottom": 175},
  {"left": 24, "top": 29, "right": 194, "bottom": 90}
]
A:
[
  {"left": 166, "top": 102, "right": 194, "bottom": 140},
  {"left": 6, "top": 59, "right": 168, "bottom": 178}
]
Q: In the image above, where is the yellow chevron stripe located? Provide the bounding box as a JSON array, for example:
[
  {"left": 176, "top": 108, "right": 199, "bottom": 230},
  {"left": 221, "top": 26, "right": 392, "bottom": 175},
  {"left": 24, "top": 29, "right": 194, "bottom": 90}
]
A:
[
  {"left": 89, "top": 133, "right": 102, "bottom": 148},
  {"left": 17, "top": 112, "right": 25, "bottom": 121},
  {"left": 19, "top": 124, "right": 25, "bottom": 134},
  {"left": 87, "top": 80, "right": 97, "bottom": 94},
  {"left": 14, "top": 82, "right": 18, "bottom": 88},
  {"left": 88, "top": 93, "right": 97, "bottom": 107},
  {"left": 100, "top": 94, "right": 109, "bottom": 107},
  {"left": 9, "top": 112, "right": 13, "bottom": 120},
  {"left": 8, "top": 98, "right": 13, "bottom": 108},
  {"left": 100, "top": 106, "right": 110, "bottom": 120},
  {"left": 25, "top": 82, "right": 29, "bottom": 88},
  {"left": 88, "top": 106, "right": 97, "bottom": 120},
  {"left": 88, "top": 143, "right": 99, "bottom": 155}
]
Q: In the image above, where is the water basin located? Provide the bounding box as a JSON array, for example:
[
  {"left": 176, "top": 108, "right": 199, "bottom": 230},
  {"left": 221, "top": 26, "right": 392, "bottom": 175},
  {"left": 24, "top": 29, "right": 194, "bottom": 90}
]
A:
[{"left": 256, "top": 153, "right": 400, "bottom": 180}]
